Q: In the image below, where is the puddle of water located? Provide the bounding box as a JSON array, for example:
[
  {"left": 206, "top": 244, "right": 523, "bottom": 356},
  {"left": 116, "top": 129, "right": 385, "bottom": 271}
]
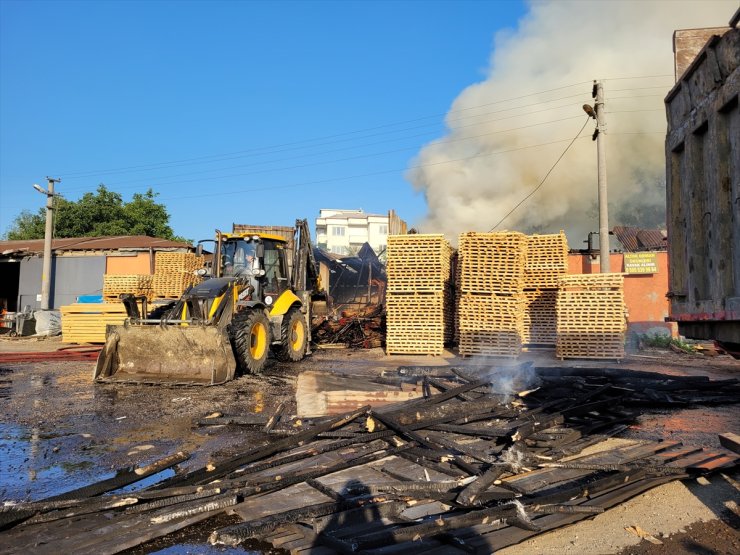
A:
[
  {"left": 0, "top": 422, "right": 115, "bottom": 501},
  {"left": 112, "top": 468, "right": 176, "bottom": 494}
]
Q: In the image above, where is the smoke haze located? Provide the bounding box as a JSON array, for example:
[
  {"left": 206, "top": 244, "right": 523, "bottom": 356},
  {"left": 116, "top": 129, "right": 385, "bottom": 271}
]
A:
[{"left": 407, "top": 0, "right": 735, "bottom": 246}]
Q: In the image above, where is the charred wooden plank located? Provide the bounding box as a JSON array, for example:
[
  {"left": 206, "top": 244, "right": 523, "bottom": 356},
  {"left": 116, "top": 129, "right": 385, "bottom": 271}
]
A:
[
  {"left": 537, "top": 461, "right": 687, "bottom": 476},
  {"left": 211, "top": 500, "right": 404, "bottom": 546},
  {"left": 263, "top": 402, "right": 287, "bottom": 433},
  {"left": 350, "top": 504, "right": 519, "bottom": 550},
  {"left": 197, "top": 415, "right": 268, "bottom": 427},
  {"left": 389, "top": 397, "right": 507, "bottom": 428},
  {"left": 45, "top": 451, "right": 190, "bottom": 502},
  {"left": 719, "top": 432, "right": 740, "bottom": 455},
  {"left": 159, "top": 406, "right": 371, "bottom": 488},
  {"left": 455, "top": 465, "right": 507, "bottom": 506}
]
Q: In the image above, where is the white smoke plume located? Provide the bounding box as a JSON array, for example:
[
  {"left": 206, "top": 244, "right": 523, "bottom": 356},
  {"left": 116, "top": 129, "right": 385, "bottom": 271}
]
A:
[{"left": 407, "top": 0, "right": 735, "bottom": 245}]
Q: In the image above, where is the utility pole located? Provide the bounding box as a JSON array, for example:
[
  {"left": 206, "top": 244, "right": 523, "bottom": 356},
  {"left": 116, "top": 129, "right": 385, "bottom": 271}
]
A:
[
  {"left": 594, "top": 80, "right": 610, "bottom": 273},
  {"left": 34, "top": 177, "right": 60, "bottom": 310}
]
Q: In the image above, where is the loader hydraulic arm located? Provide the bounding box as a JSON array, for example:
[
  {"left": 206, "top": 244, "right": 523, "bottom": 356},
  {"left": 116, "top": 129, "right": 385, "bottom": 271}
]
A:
[{"left": 291, "top": 218, "right": 321, "bottom": 293}]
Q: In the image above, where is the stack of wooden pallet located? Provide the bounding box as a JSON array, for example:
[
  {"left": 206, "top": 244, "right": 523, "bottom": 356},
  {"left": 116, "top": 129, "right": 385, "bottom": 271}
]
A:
[
  {"left": 523, "top": 232, "right": 569, "bottom": 346},
  {"left": 556, "top": 273, "right": 627, "bottom": 359},
  {"left": 102, "top": 274, "right": 154, "bottom": 303},
  {"left": 152, "top": 252, "right": 205, "bottom": 299},
  {"left": 60, "top": 303, "right": 128, "bottom": 343},
  {"left": 457, "top": 231, "right": 527, "bottom": 357},
  {"left": 385, "top": 234, "right": 454, "bottom": 355}
]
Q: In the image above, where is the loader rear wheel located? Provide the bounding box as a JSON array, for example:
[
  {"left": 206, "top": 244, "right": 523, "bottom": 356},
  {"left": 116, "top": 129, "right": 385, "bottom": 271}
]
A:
[
  {"left": 275, "top": 308, "right": 307, "bottom": 362},
  {"left": 230, "top": 309, "right": 271, "bottom": 374}
]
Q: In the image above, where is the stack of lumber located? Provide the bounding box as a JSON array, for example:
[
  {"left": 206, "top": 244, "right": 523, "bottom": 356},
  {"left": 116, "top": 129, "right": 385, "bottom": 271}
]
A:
[
  {"left": 3, "top": 366, "right": 737, "bottom": 554},
  {"left": 457, "top": 231, "right": 527, "bottom": 357},
  {"left": 102, "top": 274, "right": 153, "bottom": 302},
  {"left": 522, "top": 232, "right": 568, "bottom": 346},
  {"left": 556, "top": 273, "right": 627, "bottom": 359},
  {"left": 60, "top": 303, "right": 128, "bottom": 343},
  {"left": 152, "top": 252, "right": 205, "bottom": 299},
  {"left": 385, "top": 234, "right": 454, "bottom": 355}
]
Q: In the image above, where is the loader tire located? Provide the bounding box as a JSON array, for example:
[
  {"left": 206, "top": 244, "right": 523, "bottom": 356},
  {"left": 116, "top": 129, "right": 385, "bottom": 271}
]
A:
[
  {"left": 275, "top": 308, "right": 307, "bottom": 362},
  {"left": 230, "top": 309, "right": 271, "bottom": 374}
]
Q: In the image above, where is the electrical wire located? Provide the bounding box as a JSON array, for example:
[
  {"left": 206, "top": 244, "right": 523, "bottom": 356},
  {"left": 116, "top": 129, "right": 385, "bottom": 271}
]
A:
[
  {"left": 55, "top": 81, "right": 595, "bottom": 178},
  {"left": 488, "top": 117, "right": 592, "bottom": 232},
  {"left": 59, "top": 92, "right": 592, "bottom": 185},
  {"left": 48, "top": 75, "right": 672, "bottom": 202},
  {"left": 157, "top": 134, "right": 592, "bottom": 203},
  {"left": 61, "top": 107, "right": 591, "bottom": 193}
]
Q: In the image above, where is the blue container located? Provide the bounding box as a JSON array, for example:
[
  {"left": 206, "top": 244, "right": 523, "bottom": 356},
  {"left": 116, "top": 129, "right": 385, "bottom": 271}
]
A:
[{"left": 77, "top": 295, "right": 104, "bottom": 303}]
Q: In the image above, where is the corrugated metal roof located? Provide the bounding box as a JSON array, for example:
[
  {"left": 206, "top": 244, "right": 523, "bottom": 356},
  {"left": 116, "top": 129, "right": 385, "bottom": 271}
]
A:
[
  {"left": 612, "top": 226, "right": 667, "bottom": 252},
  {"left": 0, "top": 235, "right": 192, "bottom": 256}
]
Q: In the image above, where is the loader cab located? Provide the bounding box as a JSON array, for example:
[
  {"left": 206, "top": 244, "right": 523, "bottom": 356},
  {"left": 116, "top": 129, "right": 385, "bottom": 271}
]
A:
[
  {"left": 219, "top": 235, "right": 290, "bottom": 305},
  {"left": 221, "top": 239, "right": 258, "bottom": 278}
]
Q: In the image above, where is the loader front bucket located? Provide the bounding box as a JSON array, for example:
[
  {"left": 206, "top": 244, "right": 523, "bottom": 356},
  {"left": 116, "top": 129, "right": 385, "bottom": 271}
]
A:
[{"left": 94, "top": 324, "right": 237, "bottom": 385}]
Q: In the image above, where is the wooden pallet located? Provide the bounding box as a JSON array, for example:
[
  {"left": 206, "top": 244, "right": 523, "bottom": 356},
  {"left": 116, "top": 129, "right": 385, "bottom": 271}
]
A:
[
  {"left": 102, "top": 274, "right": 153, "bottom": 302},
  {"left": 60, "top": 303, "right": 128, "bottom": 344},
  {"left": 154, "top": 252, "right": 204, "bottom": 273},
  {"left": 555, "top": 274, "right": 627, "bottom": 359},
  {"left": 386, "top": 234, "right": 453, "bottom": 293},
  {"left": 524, "top": 231, "right": 569, "bottom": 290},
  {"left": 558, "top": 273, "right": 625, "bottom": 291},
  {"left": 457, "top": 232, "right": 527, "bottom": 295},
  {"left": 386, "top": 292, "right": 451, "bottom": 354},
  {"left": 152, "top": 272, "right": 202, "bottom": 299},
  {"left": 458, "top": 329, "right": 522, "bottom": 357}
]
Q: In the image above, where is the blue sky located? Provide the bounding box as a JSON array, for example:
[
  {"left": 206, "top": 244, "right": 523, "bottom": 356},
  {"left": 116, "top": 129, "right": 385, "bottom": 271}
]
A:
[{"left": 0, "top": 0, "right": 527, "bottom": 242}]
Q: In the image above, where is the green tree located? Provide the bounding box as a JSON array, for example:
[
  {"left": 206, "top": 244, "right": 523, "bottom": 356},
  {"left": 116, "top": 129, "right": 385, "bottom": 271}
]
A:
[{"left": 3, "top": 185, "right": 187, "bottom": 242}]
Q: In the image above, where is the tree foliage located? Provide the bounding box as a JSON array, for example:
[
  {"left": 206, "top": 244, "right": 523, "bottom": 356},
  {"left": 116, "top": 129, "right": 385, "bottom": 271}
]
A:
[{"left": 4, "top": 185, "right": 187, "bottom": 242}]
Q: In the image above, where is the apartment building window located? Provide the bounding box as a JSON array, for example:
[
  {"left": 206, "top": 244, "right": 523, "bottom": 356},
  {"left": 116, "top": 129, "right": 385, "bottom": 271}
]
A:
[
  {"left": 379, "top": 225, "right": 388, "bottom": 235},
  {"left": 332, "top": 226, "right": 346, "bottom": 236}
]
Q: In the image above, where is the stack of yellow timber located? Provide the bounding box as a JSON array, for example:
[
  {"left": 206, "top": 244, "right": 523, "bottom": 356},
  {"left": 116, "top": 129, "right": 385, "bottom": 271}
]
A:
[
  {"left": 556, "top": 273, "right": 627, "bottom": 359},
  {"left": 152, "top": 252, "right": 205, "bottom": 299},
  {"left": 103, "top": 274, "right": 153, "bottom": 303},
  {"left": 61, "top": 303, "right": 128, "bottom": 344},
  {"left": 385, "top": 234, "right": 454, "bottom": 355},
  {"left": 522, "top": 232, "right": 568, "bottom": 346},
  {"left": 457, "top": 231, "right": 527, "bottom": 357}
]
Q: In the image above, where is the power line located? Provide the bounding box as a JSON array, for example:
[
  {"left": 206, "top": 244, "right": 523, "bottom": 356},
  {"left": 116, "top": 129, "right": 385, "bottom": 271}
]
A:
[
  {"left": 56, "top": 81, "right": 595, "bottom": 178},
  {"left": 157, "top": 134, "right": 592, "bottom": 203},
  {"left": 489, "top": 117, "right": 592, "bottom": 232},
  {"left": 50, "top": 75, "right": 672, "bottom": 197},
  {"left": 60, "top": 92, "right": 592, "bottom": 184},
  {"left": 62, "top": 108, "right": 590, "bottom": 193}
]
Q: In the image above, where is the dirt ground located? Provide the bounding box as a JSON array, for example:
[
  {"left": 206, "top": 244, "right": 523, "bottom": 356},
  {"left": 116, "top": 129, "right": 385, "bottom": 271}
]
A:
[{"left": 0, "top": 334, "right": 738, "bottom": 554}]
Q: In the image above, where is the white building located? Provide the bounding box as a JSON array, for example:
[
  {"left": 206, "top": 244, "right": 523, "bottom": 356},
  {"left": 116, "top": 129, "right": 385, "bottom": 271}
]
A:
[{"left": 315, "top": 209, "right": 389, "bottom": 256}]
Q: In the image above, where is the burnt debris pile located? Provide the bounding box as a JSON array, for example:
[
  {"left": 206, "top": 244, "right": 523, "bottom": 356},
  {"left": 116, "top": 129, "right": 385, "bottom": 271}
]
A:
[{"left": 1, "top": 365, "right": 738, "bottom": 554}]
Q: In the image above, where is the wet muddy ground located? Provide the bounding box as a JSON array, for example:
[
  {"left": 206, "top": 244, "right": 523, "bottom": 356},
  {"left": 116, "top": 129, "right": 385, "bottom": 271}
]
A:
[{"left": 0, "top": 335, "right": 738, "bottom": 553}]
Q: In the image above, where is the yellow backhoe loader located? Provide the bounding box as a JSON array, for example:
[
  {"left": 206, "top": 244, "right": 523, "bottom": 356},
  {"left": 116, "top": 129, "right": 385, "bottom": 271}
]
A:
[{"left": 94, "top": 219, "right": 324, "bottom": 385}]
